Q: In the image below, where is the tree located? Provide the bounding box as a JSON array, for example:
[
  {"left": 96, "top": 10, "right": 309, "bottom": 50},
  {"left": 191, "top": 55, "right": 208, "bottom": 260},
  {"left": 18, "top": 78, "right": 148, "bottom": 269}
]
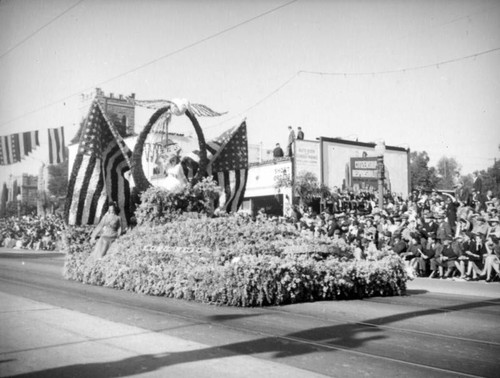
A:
[
  {"left": 435, "top": 156, "right": 460, "bottom": 190},
  {"left": 294, "top": 171, "right": 331, "bottom": 207},
  {"left": 479, "top": 158, "right": 500, "bottom": 197},
  {"left": 409, "top": 151, "right": 439, "bottom": 190},
  {"left": 47, "top": 160, "right": 69, "bottom": 198}
]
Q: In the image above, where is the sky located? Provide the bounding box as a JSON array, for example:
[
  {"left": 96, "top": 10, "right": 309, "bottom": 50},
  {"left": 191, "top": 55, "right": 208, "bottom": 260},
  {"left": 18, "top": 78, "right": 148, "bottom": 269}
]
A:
[{"left": 1, "top": 0, "right": 499, "bottom": 180}]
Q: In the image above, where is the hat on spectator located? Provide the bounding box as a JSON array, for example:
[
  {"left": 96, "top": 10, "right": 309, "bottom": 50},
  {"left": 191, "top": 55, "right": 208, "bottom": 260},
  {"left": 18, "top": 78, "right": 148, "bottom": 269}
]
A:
[
  {"left": 488, "top": 217, "right": 499, "bottom": 224},
  {"left": 333, "top": 229, "right": 341, "bottom": 235}
]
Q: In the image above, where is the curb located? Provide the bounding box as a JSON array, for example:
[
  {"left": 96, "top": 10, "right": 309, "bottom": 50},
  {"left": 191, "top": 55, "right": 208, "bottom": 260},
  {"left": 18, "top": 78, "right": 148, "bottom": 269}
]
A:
[
  {"left": 0, "top": 247, "right": 65, "bottom": 258},
  {"left": 406, "top": 277, "right": 500, "bottom": 298}
]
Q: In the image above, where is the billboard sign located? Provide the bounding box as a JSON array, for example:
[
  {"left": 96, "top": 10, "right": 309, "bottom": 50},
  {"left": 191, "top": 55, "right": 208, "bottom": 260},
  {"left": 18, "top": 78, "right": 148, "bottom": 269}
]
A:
[
  {"left": 350, "top": 157, "right": 379, "bottom": 191},
  {"left": 294, "top": 140, "right": 320, "bottom": 179}
]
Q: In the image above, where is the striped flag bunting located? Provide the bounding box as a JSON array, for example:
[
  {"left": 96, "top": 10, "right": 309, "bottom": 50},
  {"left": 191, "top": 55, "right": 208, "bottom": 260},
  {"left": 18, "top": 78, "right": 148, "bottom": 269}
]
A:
[
  {"left": 0, "top": 130, "right": 39, "bottom": 165},
  {"left": 206, "top": 121, "right": 249, "bottom": 213},
  {"left": 48, "top": 126, "right": 66, "bottom": 164},
  {"left": 64, "top": 100, "right": 132, "bottom": 227}
]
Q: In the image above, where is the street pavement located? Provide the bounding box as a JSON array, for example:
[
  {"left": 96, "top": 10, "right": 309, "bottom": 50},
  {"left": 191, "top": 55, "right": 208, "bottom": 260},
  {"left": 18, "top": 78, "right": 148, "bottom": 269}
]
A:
[{"left": 0, "top": 248, "right": 499, "bottom": 377}]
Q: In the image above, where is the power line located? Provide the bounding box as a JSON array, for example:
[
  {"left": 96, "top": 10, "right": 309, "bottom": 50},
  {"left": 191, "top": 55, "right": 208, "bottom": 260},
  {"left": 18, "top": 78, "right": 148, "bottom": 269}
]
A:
[
  {"left": 0, "top": 0, "right": 298, "bottom": 128},
  {"left": 205, "top": 46, "right": 500, "bottom": 130},
  {"left": 205, "top": 72, "right": 299, "bottom": 130},
  {"left": 0, "top": 0, "right": 85, "bottom": 59},
  {"left": 299, "top": 46, "right": 500, "bottom": 76}
]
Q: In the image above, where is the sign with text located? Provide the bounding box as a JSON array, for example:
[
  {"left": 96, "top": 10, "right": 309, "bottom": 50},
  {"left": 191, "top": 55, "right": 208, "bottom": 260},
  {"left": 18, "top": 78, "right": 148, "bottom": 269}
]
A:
[
  {"left": 294, "top": 140, "right": 320, "bottom": 179},
  {"left": 351, "top": 157, "right": 378, "bottom": 184}
]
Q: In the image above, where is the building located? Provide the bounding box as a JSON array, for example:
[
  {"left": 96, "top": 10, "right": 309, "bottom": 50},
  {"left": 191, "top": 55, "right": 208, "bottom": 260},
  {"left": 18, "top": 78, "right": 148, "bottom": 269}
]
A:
[
  {"left": 79, "top": 88, "right": 136, "bottom": 137},
  {"left": 241, "top": 137, "right": 410, "bottom": 216},
  {"left": 3, "top": 174, "right": 38, "bottom": 206}
]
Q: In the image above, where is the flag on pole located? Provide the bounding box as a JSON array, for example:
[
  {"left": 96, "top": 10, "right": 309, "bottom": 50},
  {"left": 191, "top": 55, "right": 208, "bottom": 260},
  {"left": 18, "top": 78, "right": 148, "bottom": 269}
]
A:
[
  {"left": 206, "top": 121, "right": 249, "bottom": 213},
  {"left": 48, "top": 126, "right": 66, "bottom": 164},
  {"left": 64, "top": 100, "right": 132, "bottom": 226},
  {"left": 0, "top": 130, "right": 39, "bottom": 165}
]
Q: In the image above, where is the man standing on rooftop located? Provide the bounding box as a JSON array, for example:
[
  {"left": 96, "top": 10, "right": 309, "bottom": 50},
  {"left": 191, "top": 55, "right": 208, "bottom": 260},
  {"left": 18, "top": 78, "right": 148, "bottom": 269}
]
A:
[
  {"left": 297, "top": 126, "right": 304, "bottom": 140},
  {"left": 287, "top": 125, "right": 295, "bottom": 157}
]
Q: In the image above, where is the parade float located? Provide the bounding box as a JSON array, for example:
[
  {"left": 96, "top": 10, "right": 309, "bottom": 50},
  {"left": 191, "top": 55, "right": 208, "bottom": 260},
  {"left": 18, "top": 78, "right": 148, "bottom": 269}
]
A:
[{"left": 63, "top": 97, "right": 408, "bottom": 306}]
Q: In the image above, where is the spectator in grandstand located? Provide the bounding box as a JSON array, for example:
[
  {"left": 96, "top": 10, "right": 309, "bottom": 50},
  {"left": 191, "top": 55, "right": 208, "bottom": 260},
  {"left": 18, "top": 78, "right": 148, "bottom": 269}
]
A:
[
  {"left": 377, "top": 230, "right": 392, "bottom": 251},
  {"left": 436, "top": 214, "right": 453, "bottom": 242},
  {"left": 391, "top": 233, "right": 407, "bottom": 256},
  {"left": 417, "top": 232, "right": 436, "bottom": 276},
  {"left": 401, "top": 217, "right": 418, "bottom": 242},
  {"left": 481, "top": 235, "right": 500, "bottom": 282},
  {"left": 486, "top": 217, "right": 500, "bottom": 238},
  {"left": 472, "top": 216, "right": 489, "bottom": 236},
  {"left": 421, "top": 213, "right": 438, "bottom": 239},
  {"left": 463, "top": 232, "right": 485, "bottom": 280},
  {"left": 400, "top": 232, "right": 422, "bottom": 273},
  {"left": 451, "top": 235, "right": 467, "bottom": 279},
  {"left": 350, "top": 237, "right": 363, "bottom": 261},
  {"left": 437, "top": 237, "right": 459, "bottom": 279},
  {"left": 428, "top": 234, "right": 444, "bottom": 278}
]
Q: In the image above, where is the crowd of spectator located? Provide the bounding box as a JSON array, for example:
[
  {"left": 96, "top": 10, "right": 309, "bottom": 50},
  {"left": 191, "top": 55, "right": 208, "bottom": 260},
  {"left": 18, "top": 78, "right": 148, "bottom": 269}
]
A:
[
  {"left": 277, "top": 188, "right": 500, "bottom": 282},
  {"left": 0, "top": 214, "right": 65, "bottom": 251}
]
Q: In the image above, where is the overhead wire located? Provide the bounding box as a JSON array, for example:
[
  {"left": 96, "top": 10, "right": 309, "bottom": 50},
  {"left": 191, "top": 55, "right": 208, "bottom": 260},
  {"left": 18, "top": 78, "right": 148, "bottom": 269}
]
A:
[
  {"left": 0, "top": 0, "right": 86, "bottom": 59},
  {"left": 204, "top": 46, "right": 500, "bottom": 130},
  {"left": 0, "top": 0, "right": 299, "bottom": 128},
  {"left": 1, "top": 0, "right": 498, "bottom": 131},
  {"left": 299, "top": 46, "right": 500, "bottom": 76},
  {"left": 204, "top": 72, "right": 299, "bottom": 130}
]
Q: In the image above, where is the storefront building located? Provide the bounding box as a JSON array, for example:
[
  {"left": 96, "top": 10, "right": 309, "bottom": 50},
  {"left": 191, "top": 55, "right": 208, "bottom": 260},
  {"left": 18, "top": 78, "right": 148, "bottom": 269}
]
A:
[{"left": 242, "top": 137, "right": 410, "bottom": 216}]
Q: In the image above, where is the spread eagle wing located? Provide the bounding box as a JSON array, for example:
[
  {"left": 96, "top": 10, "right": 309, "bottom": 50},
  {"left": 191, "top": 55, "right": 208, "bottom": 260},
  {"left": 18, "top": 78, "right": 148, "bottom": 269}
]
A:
[
  {"left": 131, "top": 98, "right": 226, "bottom": 117},
  {"left": 190, "top": 103, "right": 227, "bottom": 117}
]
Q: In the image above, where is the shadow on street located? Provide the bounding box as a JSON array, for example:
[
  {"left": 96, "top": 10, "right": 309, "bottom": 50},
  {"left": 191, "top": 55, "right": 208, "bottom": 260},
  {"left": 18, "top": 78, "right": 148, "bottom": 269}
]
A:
[{"left": 10, "top": 297, "right": 500, "bottom": 378}]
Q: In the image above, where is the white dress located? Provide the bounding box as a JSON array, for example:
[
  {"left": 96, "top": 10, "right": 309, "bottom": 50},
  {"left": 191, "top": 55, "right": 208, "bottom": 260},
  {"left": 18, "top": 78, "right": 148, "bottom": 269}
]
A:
[{"left": 163, "top": 164, "right": 188, "bottom": 193}]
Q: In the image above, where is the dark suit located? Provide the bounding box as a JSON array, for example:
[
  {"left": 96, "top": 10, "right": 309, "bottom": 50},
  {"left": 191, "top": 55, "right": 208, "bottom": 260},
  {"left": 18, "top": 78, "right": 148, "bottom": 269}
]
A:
[
  {"left": 273, "top": 147, "right": 284, "bottom": 158},
  {"left": 473, "top": 176, "right": 483, "bottom": 194},
  {"left": 437, "top": 221, "right": 452, "bottom": 242}
]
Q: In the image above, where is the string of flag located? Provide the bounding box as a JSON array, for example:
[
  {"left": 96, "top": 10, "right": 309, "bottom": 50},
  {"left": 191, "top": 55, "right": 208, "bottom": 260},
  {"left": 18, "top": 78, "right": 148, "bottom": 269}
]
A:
[
  {"left": 0, "top": 127, "right": 67, "bottom": 166},
  {"left": 0, "top": 130, "right": 39, "bottom": 165},
  {"left": 47, "top": 126, "right": 66, "bottom": 165}
]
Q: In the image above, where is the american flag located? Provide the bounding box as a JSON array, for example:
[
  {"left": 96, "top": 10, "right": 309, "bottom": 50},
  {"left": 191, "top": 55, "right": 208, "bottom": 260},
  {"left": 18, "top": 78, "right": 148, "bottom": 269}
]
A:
[
  {"left": 0, "top": 130, "right": 39, "bottom": 165},
  {"left": 206, "top": 121, "right": 248, "bottom": 213},
  {"left": 64, "top": 100, "right": 132, "bottom": 226},
  {"left": 48, "top": 126, "right": 66, "bottom": 164}
]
